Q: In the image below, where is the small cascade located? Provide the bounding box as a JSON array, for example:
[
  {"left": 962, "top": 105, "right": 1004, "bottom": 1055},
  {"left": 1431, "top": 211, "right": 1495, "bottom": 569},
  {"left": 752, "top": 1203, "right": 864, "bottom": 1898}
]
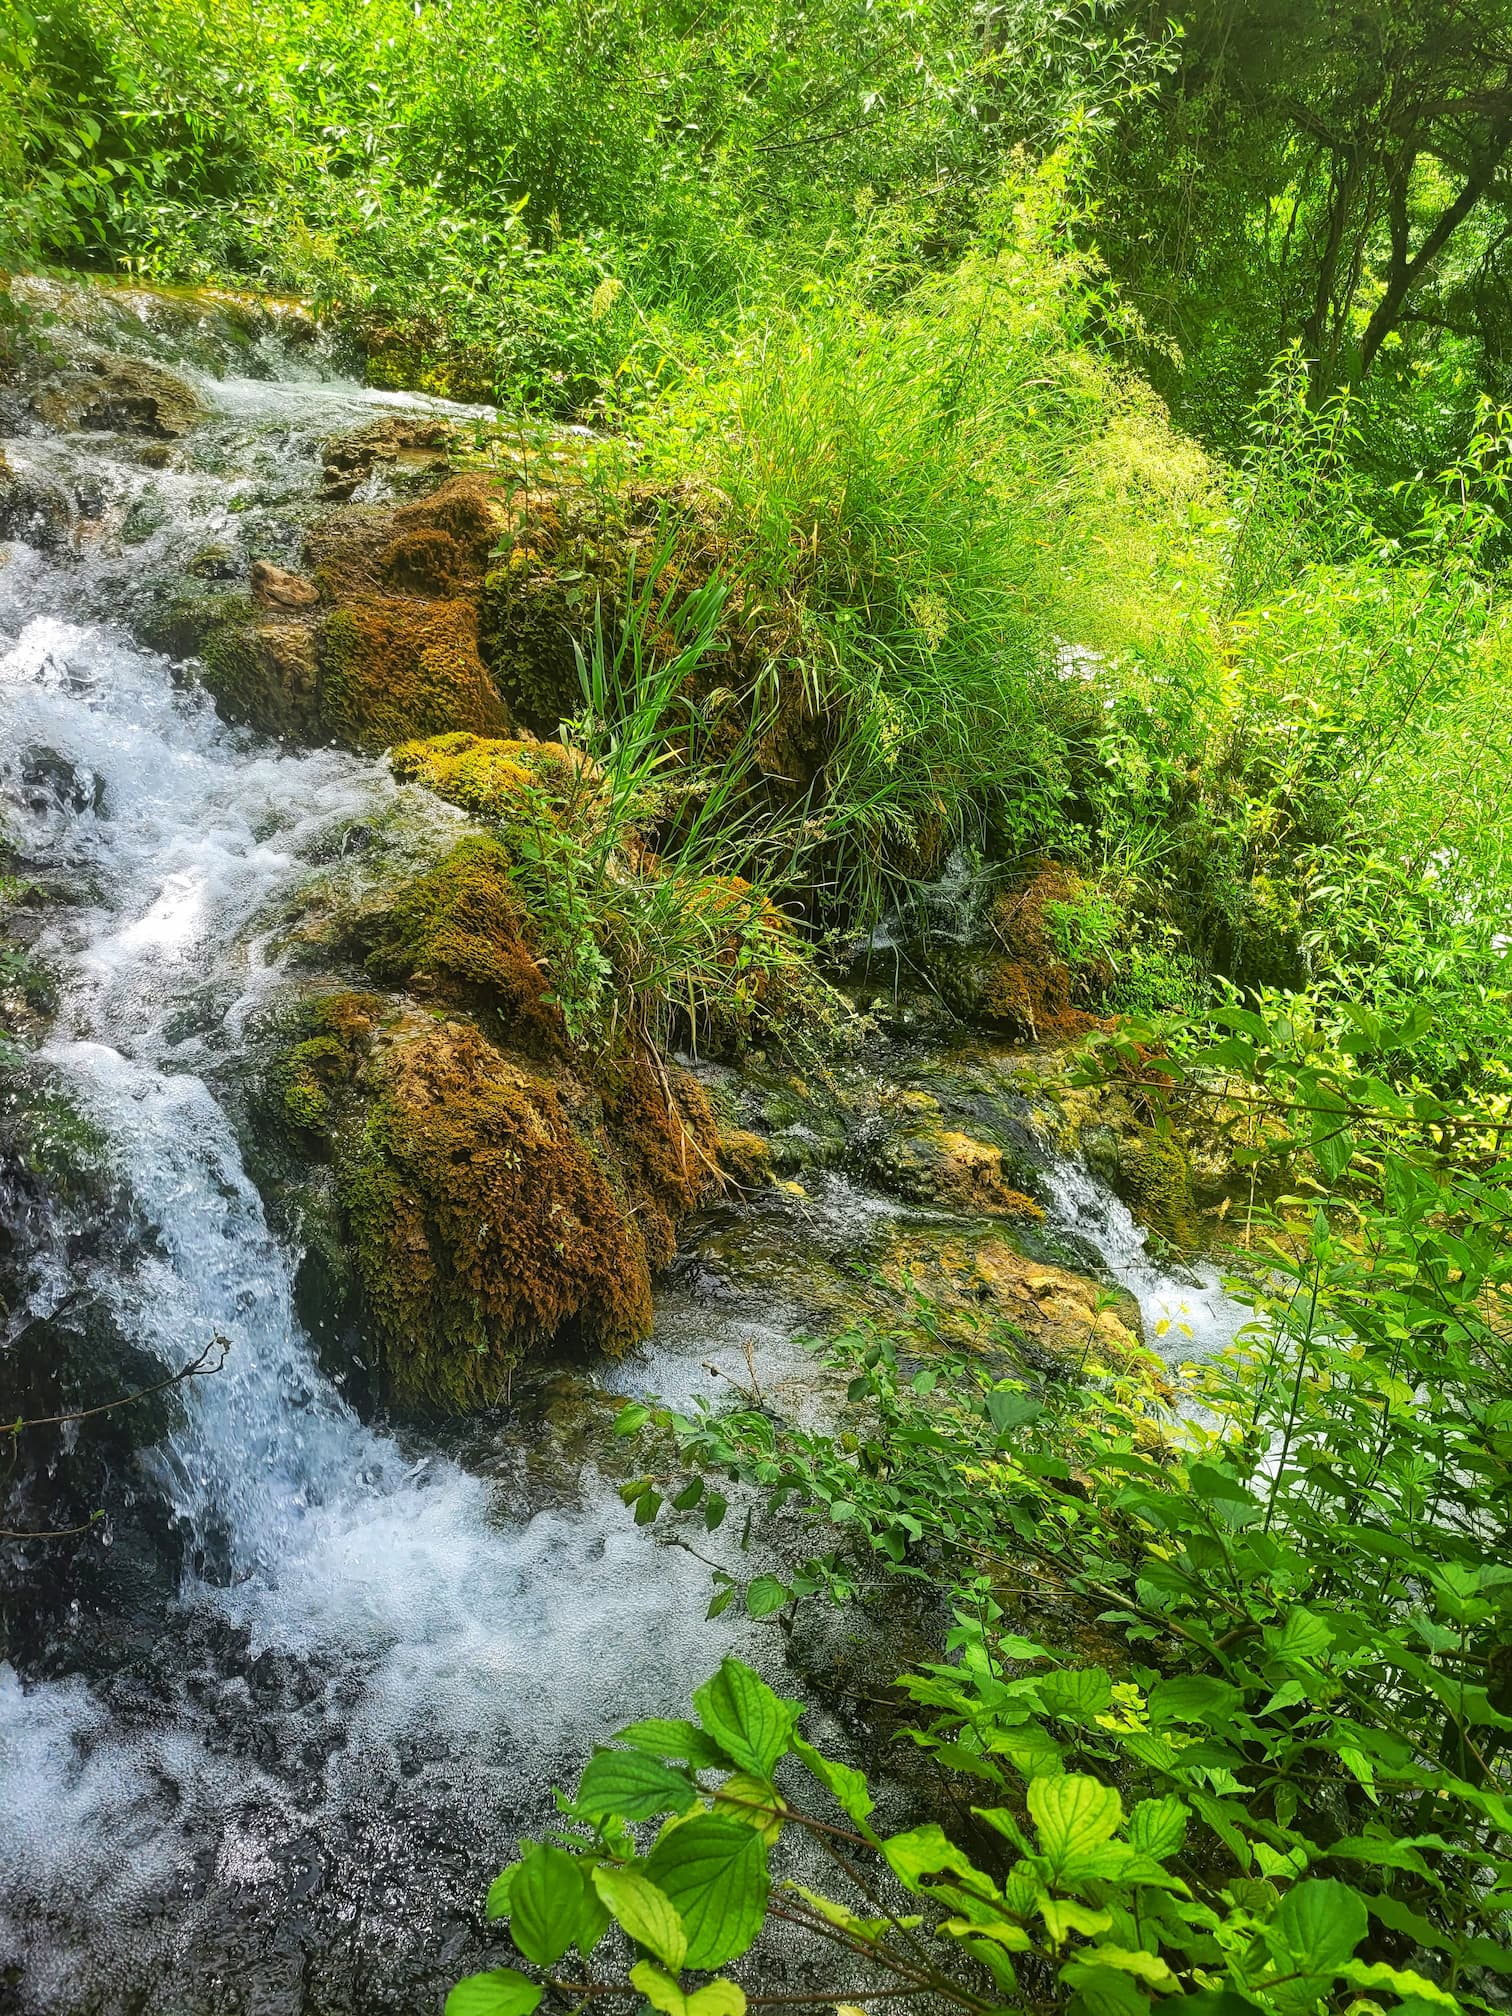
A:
[
  {"left": 0, "top": 303, "right": 783, "bottom": 2012},
  {"left": 1040, "top": 1157, "right": 1254, "bottom": 1366},
  {"left": 0, "top": 282, "right": 1247, "bottom": 2015}
]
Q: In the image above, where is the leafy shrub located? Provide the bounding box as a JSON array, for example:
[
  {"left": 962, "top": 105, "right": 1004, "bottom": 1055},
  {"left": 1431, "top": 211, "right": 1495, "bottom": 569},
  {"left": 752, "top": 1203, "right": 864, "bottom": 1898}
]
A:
[{"left": 471, "top": 1002, "right": 1512, "bottom": 2016}]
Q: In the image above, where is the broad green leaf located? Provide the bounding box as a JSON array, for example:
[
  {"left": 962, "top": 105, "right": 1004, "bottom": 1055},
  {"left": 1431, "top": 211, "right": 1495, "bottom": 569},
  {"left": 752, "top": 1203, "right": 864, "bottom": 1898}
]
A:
[
  {"left": 1038, "top": 1667, "right": 1114, "bottom": 1720},
  {"left": 591, "top": 1864, "right": 687, "bottom": 1969},
  {"left": 1028, "top": 1774, "right": 1123, "bottom": 1879},
  {"left": 692, "top": 1659, "right": 799, "bottom": 1777},
  {"left": 613, "top": 1403, "right": 651, "bottom": 1437},
  {"left": 1128, "top": 1796, "right": 1189, "bottom": 1861},
  {"left": 1264, "top": 1610, "right": 1334, "bottom": 1666},
  {"left": 508, "top": 1844, "right": 591, "bottom": 1966},
  {"left": 882, "top": 1825, "right": 988, "bottom": 1894},
  {"left": 614, "top": 1718, "right": 734, "bottom": 1771},
  {"left": 940, "top": 1915, "right": 1031, "bottom": 1952},
  {"left": 1079, "top": 1945, "right": 1180, "bottom": 1989},
  {"left": 485, "top": 1866, "right": 516, "bottom": 1920},
  {"left": 791, "top": 1732, "right": 876, "bottom": 1828},
  {"left": 713, "top": 1771, "right": 786, "bottom": 1845},
  {"left": 576, "top": 1748, "right": 698, "bottom": 1823},
  {"left": 1341, "top": 1961, "right": 1461, "bottom": 2008},
  {"left": 445, "top": 1971, "right": 544, "bottom": 2016},
  {"left": 744, "top": 1575, "right": 791, "bottom": 1618},
  {"left": 1322, "top": 1835, "right": 1437, "bottom": 1880},
  {"left": 643, "top": 1815, "right": 769, "bottom": 1967},
  {"left": 1148, "top": 1676, "right": 1241, "bottom": 1725},
  {"left": 630, "top": 1962, "right": 748, "bottom": 2016},
  {"left": 1266, "top": 1877, "right": 1367, "bottom": 1978},
  {"left": 1165, "top": 1994, "right": 1264, "bottom": 2016},
  {"left": 1039, "top": 1897, "right": 1114, "bottom": 1942},
  {"left": 1059, "top": 1963, "right": 1148, "bottom": 2016}
]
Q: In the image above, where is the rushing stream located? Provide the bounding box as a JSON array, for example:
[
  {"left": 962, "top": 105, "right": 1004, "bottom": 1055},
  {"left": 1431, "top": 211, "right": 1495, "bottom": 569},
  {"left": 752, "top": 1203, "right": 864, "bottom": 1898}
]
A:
[{"left": 0, "top": 289, "right": 1248, "bottom": 2014}]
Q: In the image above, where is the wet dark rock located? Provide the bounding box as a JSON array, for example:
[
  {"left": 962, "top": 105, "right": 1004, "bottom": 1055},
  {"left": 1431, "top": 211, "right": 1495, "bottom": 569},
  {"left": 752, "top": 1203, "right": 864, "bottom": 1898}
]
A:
[
  {"left": 0, "top": 452, "right": 74, "bottom": 554},
  {"left": 20, "top": 746, "right": 107, "bottom": 817},
  {"left": 319, "top": 416, "right": 456, "bottom": 500}
]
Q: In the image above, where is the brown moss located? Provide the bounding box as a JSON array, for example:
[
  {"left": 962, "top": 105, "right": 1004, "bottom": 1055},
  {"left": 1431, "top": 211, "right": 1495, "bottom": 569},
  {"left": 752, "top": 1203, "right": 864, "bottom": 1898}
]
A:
[
  {"left": 381, "top": 527, "right": 468, "bottom": 596},
  {"left": 342, "top": 1020, "right": 655, "bottom": 1411},
  {"left": 319, "top": 596, "right": 512, "bottom": 752},
  {"left": 932, "top": 862, "right": 1109, "bottom": 1042},
  {"left": 599, "top": 1055, "right": 721, "bottom": 1272},
  {"left": 356, "top": 833, "right": 554, "bottom": 1044}
]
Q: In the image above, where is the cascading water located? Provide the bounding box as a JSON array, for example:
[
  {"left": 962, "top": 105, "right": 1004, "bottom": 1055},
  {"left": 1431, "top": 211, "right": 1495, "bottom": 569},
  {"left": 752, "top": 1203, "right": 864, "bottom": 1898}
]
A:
[
  {"left": 0, "top": 287, "right": 1251, "bottom": 2014},
  {"left": 1040, "top": 1158, "right": 1253, "bottom": 1366},
  {"left": 0, "top": 322, "right": 812, "bottom": 2015}
]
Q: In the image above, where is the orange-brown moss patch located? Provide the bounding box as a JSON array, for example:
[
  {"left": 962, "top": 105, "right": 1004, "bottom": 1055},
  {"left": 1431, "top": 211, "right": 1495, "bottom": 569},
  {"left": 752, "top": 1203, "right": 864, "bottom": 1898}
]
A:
[
  {"left": 320, "top": 596, "right": 511, "bottom": 752},
  {"left": 932, "top": 862, "right": 1109, "bottom": 1042},
  {"left": 599, "top": 1054, "right": 721, "bottom": 1272},
  {"left": 343, "top": 1019, "right": 654, "bottom": 1411}
]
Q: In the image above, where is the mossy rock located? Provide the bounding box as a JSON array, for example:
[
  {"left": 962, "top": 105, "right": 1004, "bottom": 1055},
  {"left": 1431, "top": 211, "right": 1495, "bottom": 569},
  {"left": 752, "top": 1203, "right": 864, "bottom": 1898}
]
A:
[
  {"left": 348, "top": 832, "right": 556, "bottom": 1047},
  {"left": 320, "top": 595, "right": 510, "bottom": 751},
  {"left": 258, "top": 980, "right": 721, "bottom": 1415},
  {"left": 1113, "top": 1128, "right": 1200, "bottom": 1251},
  {"left": 32, "top": 352, "right": 206, "bottom": 438},
  {"left": 202, "top": 611, "right": 322, "bottom": 741}
]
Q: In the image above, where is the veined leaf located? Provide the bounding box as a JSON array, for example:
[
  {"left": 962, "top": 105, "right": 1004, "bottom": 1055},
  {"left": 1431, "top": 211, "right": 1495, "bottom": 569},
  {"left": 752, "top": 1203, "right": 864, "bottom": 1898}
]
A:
[
  {"left": 614, "top": 1718, "right": 734, "bottom": 1771},
  {"left": 791, "top": 1732, "right": 876, "bottom": 1829},
  {"left": 712, "top": 1771, "right": 786, "bottom": 1845},
  {"left": 591, "top": 1864, "right": 687, "bottom": 1969},
  {"left": 508, "top": 1843, "right": 595, "bottom": 1966},
  {"left": 643, "top": 1815, "right": 769, "bottom": 1967},
  {"left": 1265, "top": 1877, "right": 1367, "bottom": 1978},
  {"left": 1028, "top": 1774, "right": 1123, "bottom": 1880},
  {"left": 692, "top": 1659, "right": 800, "bottom": 1777},
  {"left": 1128, "top": 1796, "right": 1190, "bottom": 1861},
  {"left": 630, "top": 1962, "right": 748, "bottom": 2016},
  {"left": 445, "top": 1970, "right": 543, "bottom": 2016},
  {"left": 576, "top": 1748, "right": 698, "bottom": 1824}
]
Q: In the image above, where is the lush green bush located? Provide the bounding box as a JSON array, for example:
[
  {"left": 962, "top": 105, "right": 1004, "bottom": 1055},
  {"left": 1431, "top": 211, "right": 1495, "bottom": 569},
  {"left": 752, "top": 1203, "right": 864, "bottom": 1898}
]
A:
[{"left": 454, "top": 1003, "right": 1511, "bottom": 2016}]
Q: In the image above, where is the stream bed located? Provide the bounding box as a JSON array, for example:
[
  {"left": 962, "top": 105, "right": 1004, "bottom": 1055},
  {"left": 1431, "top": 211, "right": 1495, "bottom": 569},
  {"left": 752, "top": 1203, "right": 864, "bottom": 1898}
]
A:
[{"left": 0, "top": 284, "right": 1248, "bottom": 2016}]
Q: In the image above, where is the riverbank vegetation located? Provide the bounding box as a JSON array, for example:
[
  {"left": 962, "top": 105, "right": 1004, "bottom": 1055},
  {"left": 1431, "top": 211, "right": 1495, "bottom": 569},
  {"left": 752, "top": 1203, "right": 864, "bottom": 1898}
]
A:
[{"left": 4, "top": 2, "right": 1511, "bottom": 2013}]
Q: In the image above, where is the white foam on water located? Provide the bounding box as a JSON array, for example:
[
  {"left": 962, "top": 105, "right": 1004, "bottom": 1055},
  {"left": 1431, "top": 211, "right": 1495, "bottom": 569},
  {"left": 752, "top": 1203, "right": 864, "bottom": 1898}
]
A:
[{"left": 1041, "top": 1157, "right": 1255, "bottom": 1365}]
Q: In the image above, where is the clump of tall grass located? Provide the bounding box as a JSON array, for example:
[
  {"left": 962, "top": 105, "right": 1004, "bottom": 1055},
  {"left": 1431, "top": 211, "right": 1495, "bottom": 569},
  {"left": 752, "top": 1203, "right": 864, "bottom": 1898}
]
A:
[{"left": 638, "top": 164, "right": 1169, "bottom": 923}]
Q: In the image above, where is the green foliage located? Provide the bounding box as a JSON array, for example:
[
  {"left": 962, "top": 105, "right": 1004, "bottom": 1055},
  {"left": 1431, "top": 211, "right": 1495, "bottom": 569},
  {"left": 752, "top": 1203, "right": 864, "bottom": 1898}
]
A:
[
  {"left": 455, "top": 1649, "right": 1498, "bottom": 2016},
  {"left": 538, "top": 1002, "right": 1512, "bottom": 2014}
]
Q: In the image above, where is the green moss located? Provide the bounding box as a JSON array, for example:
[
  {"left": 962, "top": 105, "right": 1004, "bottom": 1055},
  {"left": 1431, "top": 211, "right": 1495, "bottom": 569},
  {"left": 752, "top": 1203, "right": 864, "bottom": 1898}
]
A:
[
  {"left": 267, "top": 992, "right": 383, "bottom": 1150},
  {"left": 319, "top": 595, "right": 511, "bottom": 751},
  {"left": 357, "top": 833, "right": 554, "bottom": 1043},
  {"left": 1116, "top": 1128, "right": 1199, "bottom": 1251},
  {"left": 141, "top": 589, "right": 252, "bottom": 661}
]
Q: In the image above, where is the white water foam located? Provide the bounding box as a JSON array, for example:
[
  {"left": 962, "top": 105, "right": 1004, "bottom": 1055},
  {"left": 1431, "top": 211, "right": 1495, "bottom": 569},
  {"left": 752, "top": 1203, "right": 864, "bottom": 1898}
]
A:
[
  {"left": 0, "top": 361, "right": 775, "bottom": 1999},
  {"left": 1041, "top": 1157, "right": 1255, "bottom": 1365}
]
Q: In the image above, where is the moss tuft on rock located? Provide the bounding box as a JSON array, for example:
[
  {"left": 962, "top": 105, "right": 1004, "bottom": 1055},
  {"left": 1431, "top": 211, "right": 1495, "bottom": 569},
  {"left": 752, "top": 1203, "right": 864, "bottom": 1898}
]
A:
[
  {"left": 352, "top": 833, "right": 554, "bottom": 1044},
  {"left": 320, "top": 595, "right": 511, "bottom": 751},
  {"left": 340, "top": 1019, "right": 679, "bottom": 1411}
]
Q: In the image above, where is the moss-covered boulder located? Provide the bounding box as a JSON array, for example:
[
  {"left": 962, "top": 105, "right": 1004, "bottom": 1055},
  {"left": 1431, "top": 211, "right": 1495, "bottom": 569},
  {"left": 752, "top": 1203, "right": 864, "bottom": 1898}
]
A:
[
  {"left": 262, "top": 988, "right": 721, "bottom": 1413},
  {"left": 196, "top": 473, "right": 519, "bottom": 749},
  {"left": 929, "top": 862, "right": 1109, "bottom": 1042}
]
